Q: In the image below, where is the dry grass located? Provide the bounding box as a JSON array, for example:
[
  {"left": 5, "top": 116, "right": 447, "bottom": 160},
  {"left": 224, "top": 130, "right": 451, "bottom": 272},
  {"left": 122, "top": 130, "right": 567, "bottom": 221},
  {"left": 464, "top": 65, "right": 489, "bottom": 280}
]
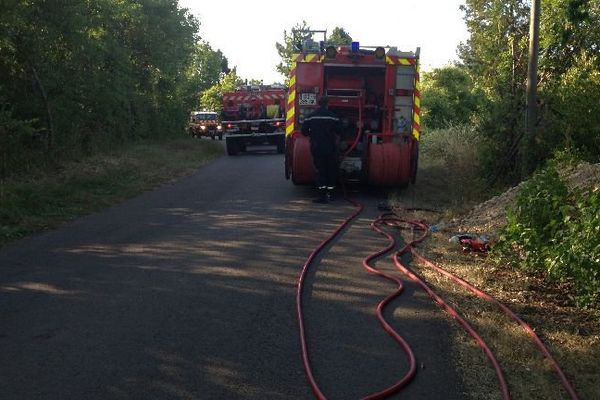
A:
[
  {"left": 389, "top": 206, "right": 600, "bottom": 400},
  {"left": 390, "top": 131, "right": 600, "bottom": 399},
  {"left": 0, "top": 137, "right": 224, "bottom": 246}
]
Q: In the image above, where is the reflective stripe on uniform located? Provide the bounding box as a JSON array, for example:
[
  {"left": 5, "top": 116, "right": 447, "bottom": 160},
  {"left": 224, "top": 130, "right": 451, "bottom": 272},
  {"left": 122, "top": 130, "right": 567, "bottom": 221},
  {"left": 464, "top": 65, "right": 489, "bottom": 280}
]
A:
[{"left": 304, "top": 115, "right": 339, "bottom": 122}]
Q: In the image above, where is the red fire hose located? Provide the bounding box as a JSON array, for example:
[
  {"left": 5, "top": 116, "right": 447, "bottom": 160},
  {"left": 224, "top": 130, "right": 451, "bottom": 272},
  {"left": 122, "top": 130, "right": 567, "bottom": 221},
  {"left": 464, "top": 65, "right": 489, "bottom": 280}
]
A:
[
  {"left": 386, "top": 216, "right": 579, "bottom": 400},
  {"left": 381, "top": 217, "right": 510, "bottom": 400},
  {"left": 296, "top": 198, "right": 364, "bottom": 400},
  {"left": 380, "top": 214, "right": 578, "bottom": 400},
  {"left": 296, "top": 201, "right": 579, "bottom": 399},
  {"left": 296, "top": 198, "right": 417, "bottom": 399}
]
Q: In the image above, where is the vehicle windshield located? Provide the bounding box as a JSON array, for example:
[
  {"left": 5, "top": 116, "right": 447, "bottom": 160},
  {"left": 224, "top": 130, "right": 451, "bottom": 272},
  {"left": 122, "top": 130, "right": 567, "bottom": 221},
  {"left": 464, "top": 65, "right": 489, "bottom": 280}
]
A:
[{"left": 195, "top": 113, "right": 217, "bottom": 121}]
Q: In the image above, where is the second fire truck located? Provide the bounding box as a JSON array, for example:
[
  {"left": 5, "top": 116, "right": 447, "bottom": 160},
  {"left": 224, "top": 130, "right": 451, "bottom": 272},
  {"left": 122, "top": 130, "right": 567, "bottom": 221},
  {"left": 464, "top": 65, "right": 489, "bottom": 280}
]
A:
[{"left": 222, "top": 85, "right": 287, "bottom": 155}]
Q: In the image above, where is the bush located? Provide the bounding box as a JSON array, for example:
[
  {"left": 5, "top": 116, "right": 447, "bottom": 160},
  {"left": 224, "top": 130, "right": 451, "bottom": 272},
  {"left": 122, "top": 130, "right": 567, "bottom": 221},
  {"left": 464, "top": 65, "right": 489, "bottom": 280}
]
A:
[
  {"left": 420, "top": 123, "right": 486, "bottom": 205},
  {"left": 495, "top": 160, "right": 600, "bottom": 306}
]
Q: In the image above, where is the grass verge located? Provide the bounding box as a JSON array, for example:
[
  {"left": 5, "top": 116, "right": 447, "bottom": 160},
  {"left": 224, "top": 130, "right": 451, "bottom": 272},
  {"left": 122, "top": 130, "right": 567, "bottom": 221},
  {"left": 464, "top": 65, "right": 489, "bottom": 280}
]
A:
[
  {"left": 391, "top": 126, "right": 599, "bottom": 399},
  {"left": 0, "top": 137, "right": 223, "bottom": 247},
  {"left": 410, "top": 228, "right": 600, "bottom": 400}
]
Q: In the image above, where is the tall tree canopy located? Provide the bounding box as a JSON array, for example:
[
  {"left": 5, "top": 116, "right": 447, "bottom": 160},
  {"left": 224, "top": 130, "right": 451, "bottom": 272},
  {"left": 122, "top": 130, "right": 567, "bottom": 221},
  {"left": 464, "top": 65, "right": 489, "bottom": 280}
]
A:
[
  {"left": 328, "top": 27, "right": 353, "bottom": 46},
  {"left": 0, "top": 0, "right": 228, "bottom": 178},
  {"left": 275, "top": 23, "right": 353, "bottom": 82},
  {"left": 275, "top": 21, "right": 312, "bottom": 81},
  {"left": 421, "top": 66, "right": 486, "bottom": 130},
  {"left": 456, "top": 0, "right": 600, "bottom": 180},
  {"left": 199, "top": 69, "right": 243, "bottom": 113}
]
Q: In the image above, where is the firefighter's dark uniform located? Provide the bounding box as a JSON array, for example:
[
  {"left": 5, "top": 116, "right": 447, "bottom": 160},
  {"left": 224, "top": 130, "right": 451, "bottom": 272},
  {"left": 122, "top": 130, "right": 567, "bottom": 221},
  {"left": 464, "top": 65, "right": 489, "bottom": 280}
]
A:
[{"left": 301, "top": 103, "right": 341, "bottom": 201}]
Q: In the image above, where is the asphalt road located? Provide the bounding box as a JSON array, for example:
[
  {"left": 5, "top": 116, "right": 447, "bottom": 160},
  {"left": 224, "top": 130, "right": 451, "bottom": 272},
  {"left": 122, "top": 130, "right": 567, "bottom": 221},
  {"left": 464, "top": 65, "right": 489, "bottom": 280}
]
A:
[{"left": 0, "top": 144, "right": 465, "bottom": 399}]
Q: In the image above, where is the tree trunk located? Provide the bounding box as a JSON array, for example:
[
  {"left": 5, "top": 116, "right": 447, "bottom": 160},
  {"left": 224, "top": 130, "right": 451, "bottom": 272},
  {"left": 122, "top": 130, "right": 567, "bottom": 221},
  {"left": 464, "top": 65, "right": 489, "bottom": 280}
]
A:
[{"left": 30, "top": 64, "right": 55, "bottom": 153}]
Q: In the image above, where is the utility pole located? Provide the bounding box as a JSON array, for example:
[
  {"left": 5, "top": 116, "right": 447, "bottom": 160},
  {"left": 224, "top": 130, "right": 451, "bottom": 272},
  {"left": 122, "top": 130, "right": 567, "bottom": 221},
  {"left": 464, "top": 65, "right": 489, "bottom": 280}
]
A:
[{"left": 523, "top": 0, "right": 541, "bottom": 176}]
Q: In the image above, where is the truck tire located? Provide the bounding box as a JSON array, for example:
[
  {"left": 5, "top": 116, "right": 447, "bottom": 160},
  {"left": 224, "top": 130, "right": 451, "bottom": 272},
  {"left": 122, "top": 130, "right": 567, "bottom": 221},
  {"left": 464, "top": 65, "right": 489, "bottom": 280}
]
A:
[
  {"left": 226, "top": 136, "right": 240, "bottom": 156},
  {"left": 410, "top": 141, "right": 419, "bottom": 184},
  {"left": 276, "top": 136, "right": 285, "bottom": 154}
]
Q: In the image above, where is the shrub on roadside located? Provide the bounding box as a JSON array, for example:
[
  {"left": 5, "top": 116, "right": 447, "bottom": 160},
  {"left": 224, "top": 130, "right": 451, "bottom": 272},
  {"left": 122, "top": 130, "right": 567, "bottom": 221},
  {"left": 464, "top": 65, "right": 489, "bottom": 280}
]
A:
[
  {"left": 494, "top": 159, "right": 600, "bottom": 306},
  {"left": 420, "top": 123, "right": 486, "bottom": 205}
]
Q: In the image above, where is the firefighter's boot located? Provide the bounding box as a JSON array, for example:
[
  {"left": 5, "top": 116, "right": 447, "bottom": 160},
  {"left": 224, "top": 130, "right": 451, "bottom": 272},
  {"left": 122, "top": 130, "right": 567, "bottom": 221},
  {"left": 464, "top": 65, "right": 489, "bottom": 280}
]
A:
[
  {"left": 326, "top": 186, "right": 335, "bottom": 201},
  {"left": 312, "top": 187, "right": 329, "bottom": 204}
]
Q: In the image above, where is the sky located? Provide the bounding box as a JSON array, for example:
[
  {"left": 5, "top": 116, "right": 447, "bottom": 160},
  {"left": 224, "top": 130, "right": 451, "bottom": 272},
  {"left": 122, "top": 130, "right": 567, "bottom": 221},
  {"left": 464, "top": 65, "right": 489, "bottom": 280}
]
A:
[{"left": 179, "top": 0, "right": 470, "bottom": 84}]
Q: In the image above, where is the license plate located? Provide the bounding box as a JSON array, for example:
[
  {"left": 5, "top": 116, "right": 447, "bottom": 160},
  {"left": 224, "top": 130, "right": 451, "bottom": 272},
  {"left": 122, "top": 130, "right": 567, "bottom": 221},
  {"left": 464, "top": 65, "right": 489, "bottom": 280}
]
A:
[{"left": 299, "top": 93, "right": 317, "bottom": 106}]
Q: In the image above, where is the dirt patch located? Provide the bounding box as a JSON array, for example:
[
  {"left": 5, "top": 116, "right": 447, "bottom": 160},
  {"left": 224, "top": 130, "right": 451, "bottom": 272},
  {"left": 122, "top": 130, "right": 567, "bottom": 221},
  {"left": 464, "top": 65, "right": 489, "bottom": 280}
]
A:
[{"left": 450, "top": 162, "right": 600, "bottom": 235}]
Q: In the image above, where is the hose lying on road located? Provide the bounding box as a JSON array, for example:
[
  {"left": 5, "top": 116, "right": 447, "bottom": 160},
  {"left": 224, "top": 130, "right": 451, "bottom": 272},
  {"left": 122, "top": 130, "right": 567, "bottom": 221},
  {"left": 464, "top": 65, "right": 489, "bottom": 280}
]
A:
[
  {"left": 386, "top": 214, "right": 579, "bottom": 400},
  {"left": 381, "top": 216, "right": 510, "bottom": 400},
  {"left": 296, "top": 200, "right": 579, "bottom": 400},
  {"left": 296, "top": 198, "right": 417, "bottom": 400}
]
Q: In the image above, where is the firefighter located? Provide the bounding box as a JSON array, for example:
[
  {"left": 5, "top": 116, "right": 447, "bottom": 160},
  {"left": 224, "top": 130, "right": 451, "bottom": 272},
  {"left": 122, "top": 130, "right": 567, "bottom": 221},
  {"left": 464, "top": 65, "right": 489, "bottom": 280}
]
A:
[{"left": 301, "top": 96, "right": 342, "bottom": 203}]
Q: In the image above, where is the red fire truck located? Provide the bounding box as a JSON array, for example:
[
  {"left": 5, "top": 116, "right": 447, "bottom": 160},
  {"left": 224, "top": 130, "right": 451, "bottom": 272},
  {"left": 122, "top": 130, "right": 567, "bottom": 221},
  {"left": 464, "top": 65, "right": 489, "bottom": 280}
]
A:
[
  {"left": 222, "top": 85, "right": 286, "bottom": 155},
  {"left": 284, "top": 31, "right": 421, "bottom": 187}
]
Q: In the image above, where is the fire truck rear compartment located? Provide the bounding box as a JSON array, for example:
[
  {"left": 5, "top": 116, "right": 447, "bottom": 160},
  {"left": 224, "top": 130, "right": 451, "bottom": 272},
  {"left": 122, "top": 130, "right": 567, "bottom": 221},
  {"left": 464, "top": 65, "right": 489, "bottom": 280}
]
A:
[{"left": 325, "top": 66, "right": 386, "bottom": 181}]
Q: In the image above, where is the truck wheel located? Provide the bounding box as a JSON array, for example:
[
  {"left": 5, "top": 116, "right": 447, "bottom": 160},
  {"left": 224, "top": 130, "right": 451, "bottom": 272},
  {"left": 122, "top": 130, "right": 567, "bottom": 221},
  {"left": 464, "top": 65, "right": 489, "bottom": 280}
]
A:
[
  {"left": 276, "top": 136, "right": 285, "bottom": 154},
  {"left": 226, "top": 137, "right": 240, "bottom": 156},
  {"left": 410, "top": 141, "right": 419, "bottom": 184}
]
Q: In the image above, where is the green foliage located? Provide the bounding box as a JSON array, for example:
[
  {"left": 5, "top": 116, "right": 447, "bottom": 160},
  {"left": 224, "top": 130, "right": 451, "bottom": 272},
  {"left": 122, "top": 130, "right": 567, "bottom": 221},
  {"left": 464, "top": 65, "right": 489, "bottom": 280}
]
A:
[
  {"left": 328, "top": 27, "right": 352, "bottom": 46},
  {"left": 0, "top": 102, "right": 42, "bottom": 178},
  {"left": 531, "top": 0, "right": 600, "bottom": 170},
  {"left": 0, "top": 138, "right": 223, "bottom": 246},
  {"left": 458, "top": 0, "right": 530, "bottom": 183},
  {"left": 455, "top": 0, "right": 600, "bottom": 182},
  {"left": 421, "top": 66, "right": 487, "bottom": 130},
  {"left": 495, "top": 160, "right": 600, "bottom": 306},
  {"left": 200, "top": 70, "right": 242, "bottom": 112},
  {"left": 420, "top": 123, "right": 486, "bottom": 204},
  {"left": 0, "top": 0, "right": 222, "bottom": 178},
  {"left": 275, "top": 21, "right": 311, "bottom": 81},
  {"left": 186, "top": 41, "right": 229, "bottom": 98}
]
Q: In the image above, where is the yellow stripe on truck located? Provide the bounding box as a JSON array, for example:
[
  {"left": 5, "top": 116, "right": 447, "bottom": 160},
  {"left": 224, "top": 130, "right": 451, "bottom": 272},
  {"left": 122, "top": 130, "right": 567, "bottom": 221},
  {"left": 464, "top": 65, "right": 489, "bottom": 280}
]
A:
[
  {"left": 286, "top": 123, "right": 295, "bottom": 135},
  {"left": 304, "top": 54, "right": 317, "bottom": 63},
  {"left": 412, "top": 63, "right": 422, "bottom": 141},
  {"left": 286, "top": 108, "right": 294, "bottom": 120},
  {"left": 286, "top": 61, "right": 297, "bottom": 137},
  {"left": 386, "top": 56, "right": 417, "bottom": 66}
]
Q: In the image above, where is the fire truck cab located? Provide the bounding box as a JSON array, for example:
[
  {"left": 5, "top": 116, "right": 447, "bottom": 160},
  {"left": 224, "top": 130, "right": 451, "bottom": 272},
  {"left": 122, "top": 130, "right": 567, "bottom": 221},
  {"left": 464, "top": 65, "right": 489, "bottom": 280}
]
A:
[
  {"left": 285, "top": 32, "right": 421, "bottom": 187},
  {"left": 189, "top": 111, "right": 222, "bottom": 140}
]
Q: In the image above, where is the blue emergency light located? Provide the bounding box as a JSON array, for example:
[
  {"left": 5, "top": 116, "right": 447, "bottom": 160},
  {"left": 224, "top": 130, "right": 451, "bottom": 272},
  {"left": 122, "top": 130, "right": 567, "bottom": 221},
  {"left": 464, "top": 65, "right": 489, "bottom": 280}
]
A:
[{"left": 351, "top": 41, "right": 360, "bottom": 52}]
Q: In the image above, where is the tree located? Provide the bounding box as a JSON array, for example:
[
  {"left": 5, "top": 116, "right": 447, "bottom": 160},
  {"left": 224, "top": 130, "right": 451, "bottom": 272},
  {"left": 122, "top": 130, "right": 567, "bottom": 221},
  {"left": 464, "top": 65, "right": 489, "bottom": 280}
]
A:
[
  {"left": 0, "top": 0, "right": 203, "bottom": 176},
  {"left": 275, "top": 21, "right": 312, "bottom": 81},
  {"left": 458, "top": 0, "right": 532, "bottom": 182},
  {"left": 187, "top": 41, "right": 229, "bottom": 94},
  {"left": 199, "top": 69, "right": 243, "bottom": 113},
  {"left": 535, "top": 0, "right": 600, "bottom": 161},
  {"left": 184, "top": 41, "right": 230, "bottom": 109},
  {"left": 328, "top": 27, "right": 352, "bottom": 46},
  {"left": 458, "top": 0, "right": 600, "bottom": 180},
  {"left": 421, "top": 66, "right": 486, "bottom": 130}
]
